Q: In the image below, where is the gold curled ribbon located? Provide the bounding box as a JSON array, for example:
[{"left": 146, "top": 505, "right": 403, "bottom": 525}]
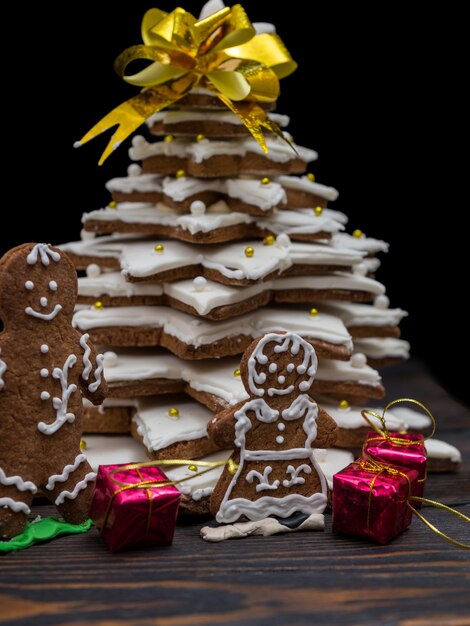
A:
[
  {"left": 361, "top": 398, "right": 436, "bottom": 447},
  {"left": 77, "top": 4, "right": 297, "bottom": 164},
  {"left": 408, "top": 497, "right": 470, "bottom": 550}
]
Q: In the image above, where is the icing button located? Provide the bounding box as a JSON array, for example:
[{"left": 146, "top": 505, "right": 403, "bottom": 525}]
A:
[
  {"left": 86, "top": 264, "right": 101, "bottom": 279},
  {"left": 374, "top": 294, "right": 390, "bottom": 309},
  {"left": 193, "top": 276, "right": 207, "bottom": 292},
  {"left": 190, "top": 200, "right": 206, "bottom": 216},
  {"left": 354, "top": 263, "right": 368, "bottom": 276},
  {"left": 127, "top": 163, "right": 142, "bottom": 177},
  {"left": 276, "top": 436, "right": 284, "bottom": 444},
  {"left": 103, "top": 351, "right": 118, "bottom": 368},
  {"left": 276, "top": 233, "right": 291, "bottom": 248},
  {"left": 351, "top": 353, "right": 367, "bottom": 368}
]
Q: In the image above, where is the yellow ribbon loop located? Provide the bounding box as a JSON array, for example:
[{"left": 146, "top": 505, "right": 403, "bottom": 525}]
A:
[
  {"left": 77, "top": 4, "right": 297, "bottom": 164},
  {"left": 361, "top": 397, "right": 436, "bottom": 447}
]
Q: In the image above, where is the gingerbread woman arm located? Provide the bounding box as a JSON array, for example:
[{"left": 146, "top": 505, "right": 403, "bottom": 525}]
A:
[
  {"left": 313, "top": 403, "right": 338, "bottom": 448},
  {"left": 207, "top": 400, "right": 247, "bottom": 449},
  {"left": 77, "top": 332, "right": 108, "bottom": 405}
]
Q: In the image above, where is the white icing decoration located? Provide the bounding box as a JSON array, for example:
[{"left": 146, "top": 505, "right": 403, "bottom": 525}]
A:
[
  {"left": 88, "top": 354, "right": 104, "bottom": 392},
  {"left": 320, "top": 301, "right": 407, "bottom": 328},
  {"left": 277, "top": 423, "right": 285, "bottom": 431},
  {"left": 46, "top": 454, "right": 87, "bottom": 491},
  {"left": 37, "top": 354, "right": 77, "bottom": 435},
  {"left": 269, "top": 363, "right": 277, "bottom": 373},
  {"left": 246, "top": 466, "right": 280, "bottom": 492},
  {"left": 247, "top": 332, "right": 317, "bottom": 398},
  {"left": 350, "top": 352, "right": 367, "bottom": 368},
  {"left": 54, "top": 471, "right": 96, "bottom": 506},
  {"left": 86, "top": 264, "right": 101, "bottom": 279},
  {"left": 277, "top": 375, "right": 286, "bottom": 384},
  {"left": 0, "top": 350, "right": 6, "bottom": 391},
  {"left": 353, "top": 337, "right": 410, "bottom": 360},
  {"left": 193, "top": 276, "right": 207, "bottom": 292},
  {"left": 276, "top": 233, "right": 291, "bottom": 248},
  {"left": 40, "top": 297, "right": 48, "bottom": 307},
  {"left": 190, "top": 200, "right": 206, "bottom": 215},
  {"left": 40, "top": 344, "right": 49, "bottom": 354},
  {"left": 26, "top": 244, "right": 61, "bottom": 266},
  {"left": 282, "top": 464, "right": 311, "bottom": 488},
  {"left": 49, "top": 281, "right": 58, "bottom": 291},
  {"left": 82, "top": 435, "right": 147, "bottom": 472},
  {"left": 314, "top": 448, "right": 354, "bottom": 490},
  {"left": 375, "top": 294, "right": 390, "bottom": 309},
  {"left": 0, "top": 469, "right": 37, "bottom": 493},
  {"left": 276, "top": 435, "right": 284, "bottom": 444},
  {"left": 286, "top": 363, "right": 295, "bottom": 372},
  {"left": 276, "top": 175, "right": 339, "bottom": 201},
  {"left": 147, "top": 109, "right": 289, "bottom": 128},
  {"left": 103, "top": 351, "right": 119, "bottom": 368},
  {"left": 333, "top": 232, "right": 389, "bottom": 254},
  {"left": 0, "top": 497, "right": 30, "bottom": 514},
  {"left": 40, "top": 368, "right": 49, "bottom": 378},
  {"left": 41, "top": 391, "right": 50, "bottom": 400},
  {"left": 25, "top": 280, "right": 34, "bottom": 290},
  {"left": 424, "top": 439, "right": 462, "bottom": 463},
  {"left": 322, "top": 404, "right": 405, "bottom": 431},
  {"left": 25, "top": 304, "right": 62, "bottom": 321},
  {"left": 128, "top": 163, "right": 142, "bottom": 177},
  {"left": 354, "top": 263, "right": 368, "bottom": 276},
  {"left": 80, "top": 334, "right": 92, "bottom": 380}
]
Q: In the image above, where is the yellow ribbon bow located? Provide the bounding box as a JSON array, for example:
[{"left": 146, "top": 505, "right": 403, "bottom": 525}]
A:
[{"left": 77, "top": 4, "right": 297, "bottom": 165}]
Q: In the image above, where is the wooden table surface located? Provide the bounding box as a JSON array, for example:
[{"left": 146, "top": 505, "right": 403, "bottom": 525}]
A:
[{"left": 1, "top": 360, "right": 469, "bottom": 626}]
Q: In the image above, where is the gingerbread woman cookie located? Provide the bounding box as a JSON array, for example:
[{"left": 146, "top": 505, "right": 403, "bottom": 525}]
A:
[
  {"left": 0, "top": 243, "right": 108, "bottom": 539},
  {"left": 208, "top": 332, "right": 337, "bottom": 523}
]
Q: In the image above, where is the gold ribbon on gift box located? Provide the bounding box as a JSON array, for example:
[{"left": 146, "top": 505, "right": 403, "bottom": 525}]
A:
[{"left": 77, "top": 4, "right": 297, "bottom": 165}]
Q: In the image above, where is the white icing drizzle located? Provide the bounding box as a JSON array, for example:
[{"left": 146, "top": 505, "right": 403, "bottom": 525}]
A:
[
  {"left": 80, "top": 333, "right": 93, "bottom": 380},
  {"left": 282, "top": 464, "right": 312, "bottom": 488},
  {"left": 0, "top": 469, "right": 37, "bottom": 493},
  {"left": 37, "top": 354, "right": 77, "bottom": 435},
  {"left": 0, "top": 497, "right": 31, "bottom": 514},
  {"left": 246, "top": 466, "right": 280, "bottom": 492},
  {"left": 26, "top": 244, "right": 61, "bottom": 266},
  {"left": 88, "top": 354, "right": 104, "bottom": 393},
  {"left": 49, "top": 280, "right": 58, "bottom": 291},
  {"left": 25, "top": 304, "right": 63, "bottom": 321},
  {"left": 45, "top": 454, "right": 87, "bottom": 491},
  {"left": 0, "top": 351, "right": 6, "bottom": 391},
  {"left": 54, "top": 471, "right": 96, "bottom": 506}
]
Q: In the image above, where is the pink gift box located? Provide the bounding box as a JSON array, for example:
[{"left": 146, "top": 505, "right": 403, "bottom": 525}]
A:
[{"left": 90, "top": 464, "right": 180, "bottom": 552}]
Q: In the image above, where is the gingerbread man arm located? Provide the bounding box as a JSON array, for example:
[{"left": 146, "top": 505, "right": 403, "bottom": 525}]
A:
[
  {"left": 77, "top": 332, "right": 108, "bottom": 405},
  {"left": 207, "top": 400, "right": 247, "bottom": 449},
  {"left": 313, "top": 403, "right": 338, "bottom": 448}
]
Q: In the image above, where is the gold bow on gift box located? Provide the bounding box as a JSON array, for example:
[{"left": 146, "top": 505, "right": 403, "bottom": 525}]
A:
[{"left": 77, "top": 4, "right": 297, "bottom": 165}]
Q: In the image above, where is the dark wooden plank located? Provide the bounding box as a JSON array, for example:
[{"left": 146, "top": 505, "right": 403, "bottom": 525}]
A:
[{"left": 1, "top": 359, "right": 469, "bottom": 626}]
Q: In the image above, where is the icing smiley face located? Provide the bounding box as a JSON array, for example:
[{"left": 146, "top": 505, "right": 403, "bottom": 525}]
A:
[{"left": 242, "top": 332, "right": 318, "bottom": 403}]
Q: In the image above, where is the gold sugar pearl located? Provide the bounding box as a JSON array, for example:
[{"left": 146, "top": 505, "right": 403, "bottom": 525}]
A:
[
  {"left": 352, "top": 229, "right": 363, "bottom": 238},
  {"left": 196, "top": 133, "right": 205, "bottom": 142},
  {"left": 176, "top": 169, "right": 186, "bottom": 179},
  {"left": 154, "top": 244, "right": 164, "bottom": 253},
  {"left": 307, "top": 173, "right": 316, "bottom": 182},
  {"left": 93, "top": 301, "right": 104, "bottom": 310},
  {"left": 234, "top": 368, "right": 241, "bottom": 377},
  {"left": 314, "top": 206, "right": 323, "bottom": 216},
  {"left": 339, "top": 399, "right": 350, "bottom": 410},
  {"left": 168, "top": 407, "right": 179, "bottom": 418},
  {"left": 244, "top": 246, "right": 254, "bottom": 258},
  {"left": 309, "top": 308, "right": 319, "bottom": 317},
  {"left": 164, "top": 135, "right": 174, "bottom": 143},
  {"left": 108, "top": 200, "right": 117, "bottom": 209},
  {"left": 263, "top": 235, "right": 275, "bottom": 246},
  {"left": 80, "top": 439, "right": 87, "bottom": 450},
  {"left": 261, "top": 177, "right": 270, "bottom": 185},
  {"left": 188, "top": 464, "right": 198, "bottom": 472}
]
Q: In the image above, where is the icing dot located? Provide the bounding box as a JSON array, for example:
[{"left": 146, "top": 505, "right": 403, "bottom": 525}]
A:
[
  {"left": 40, "top": 297, "right": 48, "bottom": 307},
  {"left": 128, "top": 163, "right": 142, "bottom": 177},
  {"left": 261, "top": 177, "right": 270, "bottom": 185},
  {"left": 314, "top": 206, "right": 323, "bottom": 216},
  {"left": 276, "top": 233, "right": 291, "bottom": 248},
  {"left": 374, "top": 294, "right": 390, "bottom": 309},
  {"left": 80, "top": 439, "right": 88, "bottom": 450},
  {"left": 338, "top": 399, "right": 350, "bottom": 410},
  {"left": 268, "top": 363, "right": 277, "bottom": 373},
  {"left": 40, "top": 368, "right": 49, "bottom": 378},
  {"left": 276, "top": 436, "right": 284, "bottom": 444},
  {"left": 277, "top": 423, "right": 285, "bottom": 431},
  {"left": 354, "top": 263, "right": 368, "bottom": 276},
  {"left": 309, "top": 308, "right": 319, "bottom": 317},
  {"left": 40, "top": 344, "right": 49, "bottom": 354},
  {"left": 233, "top": 369, "right": 241, "bottom": 377},
  {"left": 176, "top": 169, "right": 186, "bottom": 179},
  {"left": 244, "top": 246, "right": 254, "bottom": 258},
  {"left": 108, "top": 200, "right": 117, "bottom": 209},
  {"left": 168, "top": 407, "right": 180, "bottom": 420},
  {"left": 40, "top": 391, "right": 50, "bottom": 400},
  {"left": 192, "top": 276, "right": 207, "bottom": 292},
  {"left": 307, "top": 173, "right": 316, "bottom": 182},
  {"left": 351, "top": 353, "right": 367, "bottom": 368},
  {"left": 263, "top": 235, "right": 275, "bottom": 246},
  {"left": 352, "top": 229, "right": 364, "bottom": 238},
  {"left": 86, "top": 264, "right": 101, "bottom": 279},
  {"left": 25, "top": 281, "right": 34, "bottom": 290},
  {"left": 103, "top": 351, "right": 118, "bottom": 367},
  {"left": 48, "top": 280, "right": 58, "bottom": 291},
  {"left": 190, "top": 200, "right": 206, "bottom": 215},
  {"left": 286, "top": 363, "right": 295, "bottom": 372},
  {"left": 80, "top": 229, "right": 95, "bottom": 241},
  {"left": 277, "top": 375, "right": 286, "bottom": 384},
  {"left": 154, "top": 244, "right": 164, "bottom": 253},
  {"left": 93, "top": 301, "right": 104, "bottom": 310},
  {"left": 164, "top": 134, "right": 174, "bottom": 143},
  {"left": 132, "top": 135, "right": 145, "bottom": 147},
  {"left": 299, "top": 381, "right": 310, "bottom": 391},
  {"left": 297, "top": 365, "right": 307, "bottom": 374}
]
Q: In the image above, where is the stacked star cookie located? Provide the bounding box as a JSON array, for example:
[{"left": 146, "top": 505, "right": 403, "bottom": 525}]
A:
[{"left": 61, "top": 85, "right": 420, "bottom": 513}]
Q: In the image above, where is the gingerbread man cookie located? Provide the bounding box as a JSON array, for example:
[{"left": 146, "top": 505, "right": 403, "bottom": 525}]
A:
[
  {"left": 0, "top": 243, "right": 108, "bottom": 539},
  {"left": 208, "top": 332, "right": 337, "bottom": 523}
]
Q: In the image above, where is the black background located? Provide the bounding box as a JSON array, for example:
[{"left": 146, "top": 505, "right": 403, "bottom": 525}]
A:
[{"left": 1, "top": 2, "right": 467, "bottom": 402}]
